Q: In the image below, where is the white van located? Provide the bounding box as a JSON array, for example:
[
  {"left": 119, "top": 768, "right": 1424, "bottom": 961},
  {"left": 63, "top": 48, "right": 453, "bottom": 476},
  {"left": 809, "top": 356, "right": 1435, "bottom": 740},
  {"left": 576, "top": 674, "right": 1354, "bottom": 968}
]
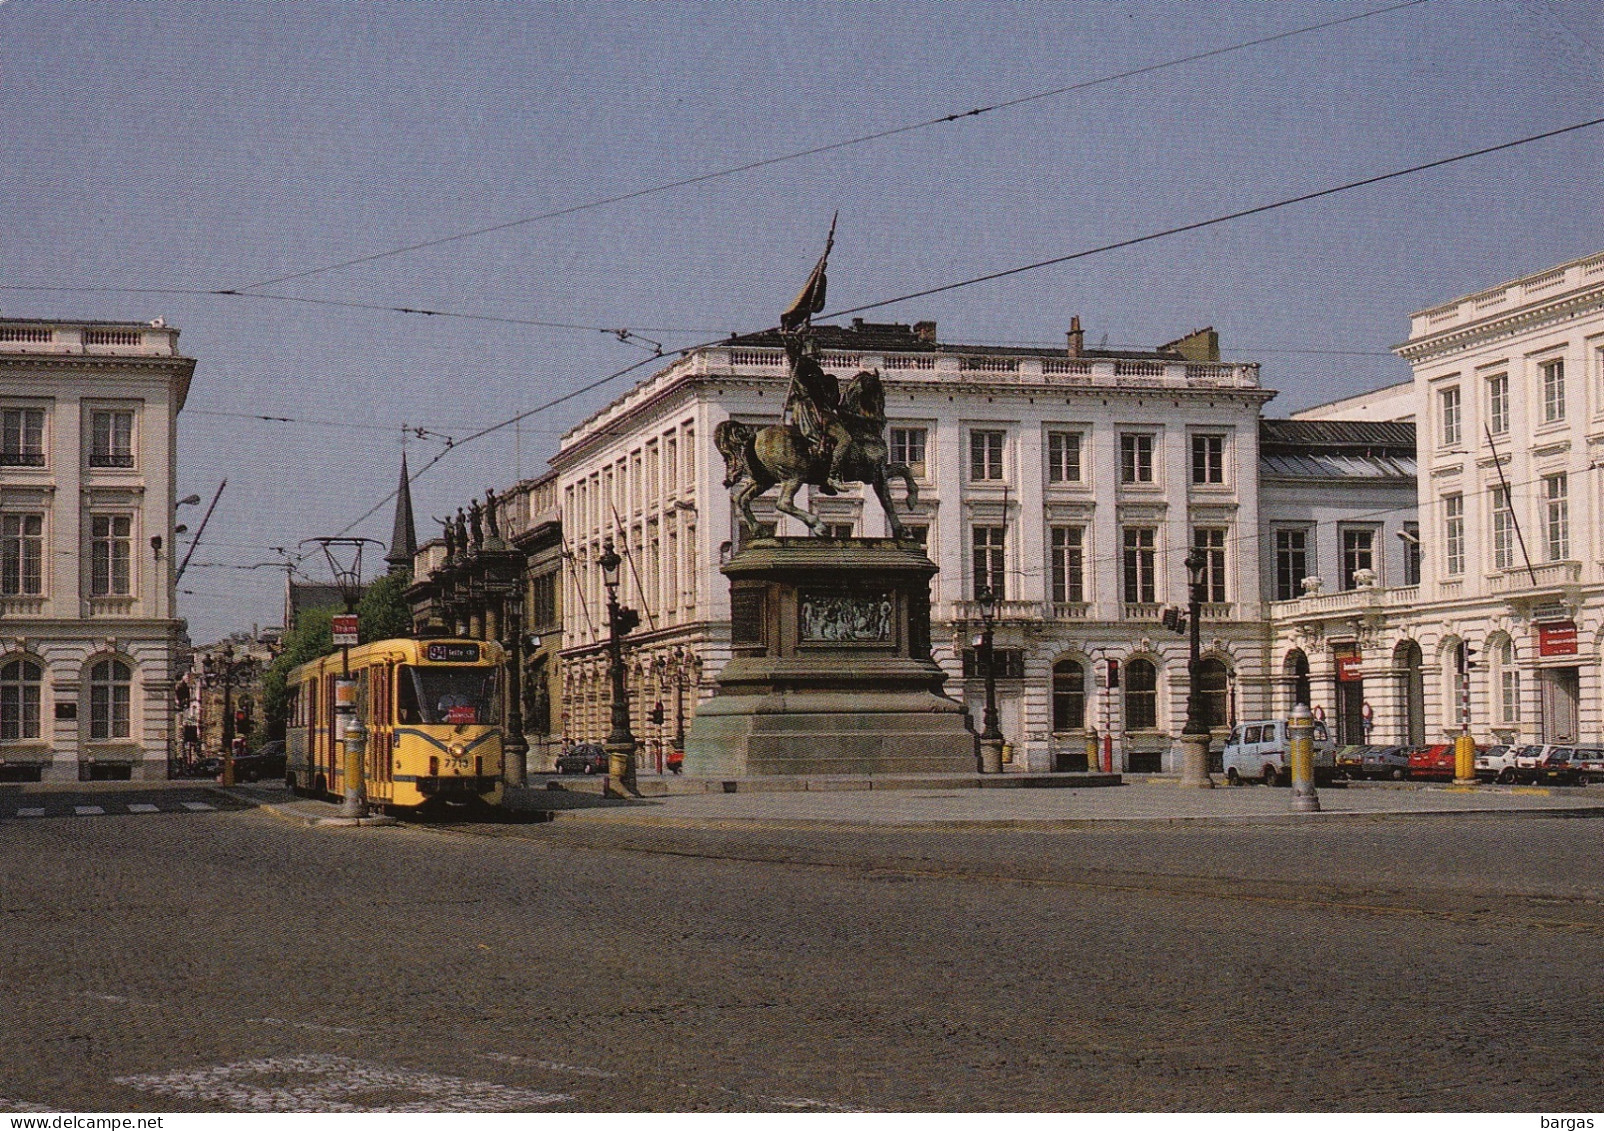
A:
[{"left": 1222, "top": 718, "right": 1336, "bottom": 786}]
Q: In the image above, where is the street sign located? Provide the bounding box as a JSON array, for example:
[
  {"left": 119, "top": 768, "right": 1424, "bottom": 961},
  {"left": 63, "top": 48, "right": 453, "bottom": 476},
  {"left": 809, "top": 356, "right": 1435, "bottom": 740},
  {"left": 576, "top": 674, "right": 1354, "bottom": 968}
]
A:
[{"left": 332, "top": 614, "right": 359, "bottom": 646}]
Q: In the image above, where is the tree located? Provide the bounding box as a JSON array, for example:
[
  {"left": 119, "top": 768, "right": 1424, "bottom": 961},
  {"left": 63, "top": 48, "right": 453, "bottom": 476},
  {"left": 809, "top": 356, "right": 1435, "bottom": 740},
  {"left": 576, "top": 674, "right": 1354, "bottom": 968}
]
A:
[{"left": 356, "top": 572, "right": 414, "bottom": 642}]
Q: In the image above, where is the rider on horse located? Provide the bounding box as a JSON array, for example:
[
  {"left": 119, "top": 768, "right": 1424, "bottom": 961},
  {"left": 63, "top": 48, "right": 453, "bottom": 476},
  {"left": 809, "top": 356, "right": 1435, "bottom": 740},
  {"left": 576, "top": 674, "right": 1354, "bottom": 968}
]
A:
[{"left": 783, "top": 330, "right": 853, "bottom": 495}]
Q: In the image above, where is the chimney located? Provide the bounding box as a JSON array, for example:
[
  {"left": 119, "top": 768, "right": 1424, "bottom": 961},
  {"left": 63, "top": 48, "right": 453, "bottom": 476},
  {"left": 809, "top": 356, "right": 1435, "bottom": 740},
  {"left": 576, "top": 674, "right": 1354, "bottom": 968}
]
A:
[
  {"left": 912, "top": 320, "right": 937, "bottom": 344},
  {"left": 1066, "top": 316, "right": 1084, "bottom": 358}
]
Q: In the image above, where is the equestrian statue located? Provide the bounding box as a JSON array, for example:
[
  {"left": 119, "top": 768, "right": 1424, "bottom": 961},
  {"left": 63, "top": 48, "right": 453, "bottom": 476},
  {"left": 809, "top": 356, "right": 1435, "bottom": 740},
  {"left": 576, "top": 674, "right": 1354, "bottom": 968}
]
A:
[{"left": 714, "top": 222, "right": 919, "bottom": 540}]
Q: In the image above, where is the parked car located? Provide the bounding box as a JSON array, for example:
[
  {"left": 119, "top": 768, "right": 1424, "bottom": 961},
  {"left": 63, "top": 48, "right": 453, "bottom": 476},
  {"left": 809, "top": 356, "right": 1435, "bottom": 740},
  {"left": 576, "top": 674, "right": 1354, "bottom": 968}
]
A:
[
  {"left": 555, "top": 743, "right": 608, "bottom": 775},
  {"left": 1222, "top": 718, "right": 1336, "bottom": 786},
  {"left": 1475, "top": 744, "right": 1520, "bottom": 784},
  {"left": 1569, "top": 745, "right": 1604, "bottom": 785},
  {"left": 230, "top": 740, "right": 287, "bottom": 783},
  {"left": 1359, "top": 744, "right": 1411, "bottom": 781},
  {"left": 1518, "top": 744, "right": 1579, "bottom": 785},
  {"left": 1406, "top": 743, "right": 1456, "bottom": 780},
  {"left": 1335, "top": 745, "right": 1367, "bottom": 780}
]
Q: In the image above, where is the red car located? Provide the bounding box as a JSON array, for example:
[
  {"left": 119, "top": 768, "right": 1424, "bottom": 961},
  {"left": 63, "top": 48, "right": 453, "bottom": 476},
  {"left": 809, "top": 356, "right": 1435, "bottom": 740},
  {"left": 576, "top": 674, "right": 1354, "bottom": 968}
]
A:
[{"left": 1406, "top": 743, "right": 1457, "bottom": 780}]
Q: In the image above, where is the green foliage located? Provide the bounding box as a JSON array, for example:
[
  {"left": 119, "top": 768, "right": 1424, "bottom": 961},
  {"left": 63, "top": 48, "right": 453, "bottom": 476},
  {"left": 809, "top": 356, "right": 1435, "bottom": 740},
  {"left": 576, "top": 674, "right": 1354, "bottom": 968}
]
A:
[{"left": 357, "top": 572, "right": 414, "bottom": 643}]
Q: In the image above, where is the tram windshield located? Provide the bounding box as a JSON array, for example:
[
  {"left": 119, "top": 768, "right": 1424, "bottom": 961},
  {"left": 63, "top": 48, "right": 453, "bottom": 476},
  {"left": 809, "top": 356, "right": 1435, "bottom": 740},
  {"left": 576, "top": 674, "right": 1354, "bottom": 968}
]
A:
[{"left": 397, "top": 666, "right": 498, "bottom": 726}]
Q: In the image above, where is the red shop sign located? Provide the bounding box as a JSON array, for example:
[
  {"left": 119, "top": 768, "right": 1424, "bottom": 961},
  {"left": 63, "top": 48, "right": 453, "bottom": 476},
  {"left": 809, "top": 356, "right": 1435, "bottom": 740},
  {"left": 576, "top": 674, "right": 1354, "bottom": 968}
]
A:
[
  {"left": 1537, "top": 621, "right": 1578, "bottom": 657},
  {"left": 1336, "top": 654, "right": 1364, "bottom": 682}
]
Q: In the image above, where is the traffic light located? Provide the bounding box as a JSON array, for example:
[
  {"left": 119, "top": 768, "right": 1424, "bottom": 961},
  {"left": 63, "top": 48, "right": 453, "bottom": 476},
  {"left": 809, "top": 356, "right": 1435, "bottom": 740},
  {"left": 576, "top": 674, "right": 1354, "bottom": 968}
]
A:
[
  {"left": 614, "top": 606, "right": 640, "bottom": 635},
  {"left": 649, "top": 701, "right": 665, "bottom": 725},
  {"left": 1161, "top": 606, "right": 1187, "bottom": 635},
  {"left": 1106, "top": 659, "right": 1120, "bottom": 689},
  {"left": 1460, "top": 641, "right": 1477, "bottom": 670}
]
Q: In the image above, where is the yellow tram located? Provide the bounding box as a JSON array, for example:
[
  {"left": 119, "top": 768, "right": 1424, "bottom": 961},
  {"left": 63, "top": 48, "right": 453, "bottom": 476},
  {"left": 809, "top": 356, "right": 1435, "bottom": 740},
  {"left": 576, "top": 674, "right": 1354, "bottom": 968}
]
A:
[{"left": 285, "top": 637, "right": 505, "bottom": 813}]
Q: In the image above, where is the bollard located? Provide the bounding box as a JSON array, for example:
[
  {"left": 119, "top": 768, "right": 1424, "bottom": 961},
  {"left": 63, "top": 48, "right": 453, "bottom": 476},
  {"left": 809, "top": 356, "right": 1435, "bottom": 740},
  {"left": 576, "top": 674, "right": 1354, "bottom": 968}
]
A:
[
  {"left": 1453, "top": 732, "right": 1476, "bottom": 785},
  {"left": 340, "top": 711, "right": 369, "bottom": 819},
  {"left": 1085, "top": 729, "right": 1099, "bottom": 773},
  {"left": 1288, "top": 703, "right": 1321, "bottom": 812},
  {"left": 979, "top": 738, "right": 1004, "bottom": 774}
]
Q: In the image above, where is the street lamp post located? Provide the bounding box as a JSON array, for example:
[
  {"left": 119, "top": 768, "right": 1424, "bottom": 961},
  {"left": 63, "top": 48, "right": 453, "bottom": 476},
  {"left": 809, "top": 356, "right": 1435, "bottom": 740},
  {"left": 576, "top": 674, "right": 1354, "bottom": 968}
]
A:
[
  {"left": 504, "top": 601, "right": 529, "bottom": 787},
  {"left": 599, "top": 540, "right": 639, "bottom": 794},
  {"left": 1178, "top": 549, "right": 1215, "bottom": 789},
  {"left": 211, "top": 646, "right": 257, "bottom": 787},
  {"left": 976, "top": 585, "right": 1004, "bottom": 774}
]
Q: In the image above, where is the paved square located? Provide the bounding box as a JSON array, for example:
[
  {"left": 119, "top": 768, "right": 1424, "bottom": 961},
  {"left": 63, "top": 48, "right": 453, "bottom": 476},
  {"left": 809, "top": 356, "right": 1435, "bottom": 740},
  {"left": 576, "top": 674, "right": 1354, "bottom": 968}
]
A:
[{"left": 116, "top": 1054, "right": 572, "bottom": 1112}]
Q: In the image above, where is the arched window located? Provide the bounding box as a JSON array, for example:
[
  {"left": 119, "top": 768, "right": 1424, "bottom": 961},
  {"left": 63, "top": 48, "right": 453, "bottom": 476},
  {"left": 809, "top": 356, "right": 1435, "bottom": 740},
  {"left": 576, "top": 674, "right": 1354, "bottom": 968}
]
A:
[
  {"left": 1052, "top": 658, "right": 1086, "bottom": 731},
  {"left": 1441, "top": 641, "right": 1464, "bottom": 731},
  {"left": 1197, "top": 657, "right": 1229, "bottom": 729},
  {"left": 1395, "top": 640, "right": 1425, "bottom": 745},
  {"left": 0, "top": 658, "right": 42, "bottom": 741},
  {"left": 1125, "top": 658, "right": 1158, "bottom": 730},
  {"left": 89, "top": 659, "right": 132, "bottom": 741},
  {"left": 1284, "top": 649, "right": 1311, "bottom": 712},
  {"left": 1494, "top": 637, "right": 1520, "bottom": 726}
]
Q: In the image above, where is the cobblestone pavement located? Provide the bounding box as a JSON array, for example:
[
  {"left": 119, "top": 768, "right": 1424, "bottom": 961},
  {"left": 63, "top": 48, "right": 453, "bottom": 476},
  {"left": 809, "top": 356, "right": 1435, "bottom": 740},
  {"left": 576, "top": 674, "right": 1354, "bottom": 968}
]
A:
[{"left": 2, "top": 789, "right": 1602, "bottom": 1112}]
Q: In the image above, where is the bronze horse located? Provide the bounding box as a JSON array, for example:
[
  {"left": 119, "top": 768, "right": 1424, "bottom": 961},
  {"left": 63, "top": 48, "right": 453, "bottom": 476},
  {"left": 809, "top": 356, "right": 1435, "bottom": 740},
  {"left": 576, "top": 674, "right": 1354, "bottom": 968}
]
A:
[{"left": 714, "top": 369, "right": 920, "bottom": 540}]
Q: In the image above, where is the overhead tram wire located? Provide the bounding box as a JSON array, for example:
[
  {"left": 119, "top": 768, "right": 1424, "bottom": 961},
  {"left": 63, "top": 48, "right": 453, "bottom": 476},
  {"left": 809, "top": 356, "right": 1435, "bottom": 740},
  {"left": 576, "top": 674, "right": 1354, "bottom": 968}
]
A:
[
  {"left": 323, "top": 113, "right": 1604, "bottom": 541},
  {"left": 229, "top": 0, "right": 1435, "bottom": 293}
]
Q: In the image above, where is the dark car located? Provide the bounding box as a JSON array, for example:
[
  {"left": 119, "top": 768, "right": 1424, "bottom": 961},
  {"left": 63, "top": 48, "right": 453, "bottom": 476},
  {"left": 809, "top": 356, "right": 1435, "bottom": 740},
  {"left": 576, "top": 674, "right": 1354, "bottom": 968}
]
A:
[
  {"left": 1359, "top": 744, "right": 1411, "bottom": 781},
  {"left": 230, "top": 740, "right": 287, "bottom": 783},
  {"left": 555, "top": 743, "right": 608, "bottom": 775}
]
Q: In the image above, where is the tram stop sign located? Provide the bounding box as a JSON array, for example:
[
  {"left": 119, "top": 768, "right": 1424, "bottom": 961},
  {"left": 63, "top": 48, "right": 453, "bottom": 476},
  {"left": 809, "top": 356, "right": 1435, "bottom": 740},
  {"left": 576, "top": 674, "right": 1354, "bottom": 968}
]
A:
[{"left": 332, "top": 614, "right": 359, "bottom": 646}]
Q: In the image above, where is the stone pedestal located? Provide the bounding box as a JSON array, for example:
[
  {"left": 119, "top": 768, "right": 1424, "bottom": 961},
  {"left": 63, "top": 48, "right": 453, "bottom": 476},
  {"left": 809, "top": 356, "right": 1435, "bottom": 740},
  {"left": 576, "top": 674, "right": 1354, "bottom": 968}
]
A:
[{"left": 685, "top": 538, "right": 978, "bottom": 777}]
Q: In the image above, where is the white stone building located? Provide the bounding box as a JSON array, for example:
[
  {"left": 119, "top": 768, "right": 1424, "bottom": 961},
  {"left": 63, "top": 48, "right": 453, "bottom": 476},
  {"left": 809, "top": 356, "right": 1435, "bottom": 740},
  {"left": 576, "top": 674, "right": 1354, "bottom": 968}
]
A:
[
  {"left": 1272, "top": 251, "right": 1604, "bottom": 748},
  {"left": 0, "top": 318, "right": 195, "bottom": 780},
  {"left": 550, "top": 318, "right": 1277, "bottom": 772}
]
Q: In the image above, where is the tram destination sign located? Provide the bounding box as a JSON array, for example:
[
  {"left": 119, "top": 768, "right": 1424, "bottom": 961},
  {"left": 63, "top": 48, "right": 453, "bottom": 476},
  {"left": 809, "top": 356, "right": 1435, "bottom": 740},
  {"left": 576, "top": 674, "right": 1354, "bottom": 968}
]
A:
[
  {"left": 426, "top": 642, "right": 481, "bottom": 663},
  {"left": 331, "top": 615, "right": 359, "bottom": 646}
]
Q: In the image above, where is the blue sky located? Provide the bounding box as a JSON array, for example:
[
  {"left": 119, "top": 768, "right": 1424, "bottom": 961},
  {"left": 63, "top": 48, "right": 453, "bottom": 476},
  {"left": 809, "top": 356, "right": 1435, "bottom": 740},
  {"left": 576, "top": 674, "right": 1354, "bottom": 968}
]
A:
[{"left": 3, "top": 0, "right": 1602, "bottom": 643}]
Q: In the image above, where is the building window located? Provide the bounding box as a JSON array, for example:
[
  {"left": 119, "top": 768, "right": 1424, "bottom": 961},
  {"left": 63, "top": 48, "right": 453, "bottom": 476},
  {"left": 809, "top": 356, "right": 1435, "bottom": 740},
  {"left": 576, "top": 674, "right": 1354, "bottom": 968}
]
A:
[
  {"left": 1052, "top": 658, "right": 1086, "bottom": 732},
  {"left": 1487, "top": 372, "right": 1509, "bottom": 436},
  {"left": 890, "top": 427, "right": 927, "bottom": 477},
  {"left": 1273, "top": 528, "right": 1309, "bottom": 602},
  {"left": 0, "top": 658, "right": 42, "bottom": 741},
  {"left": 824, "top": 522, "right": 855, "bottom": 540},
  {"left": 901, "top": 524, "right": 929, "bottom": 550},
  {"left": 1124, "top": 658, "right": 1158, "bottom": 730},
  {"left": 1443, "top": 494, "right": 1464, "bottom": 576},
  {"left": 1403, "top": 522, "right": 1421, "bottom": 586},
  {"left": 1544, "top": 473, "right": 1569, "bottom": 561},
  {"left": 1, "top": 513, "right": 44, "bottom": 596},
  {"left": 1049, "top": 525, "right": 1085, "bottom": 604},
  {"left": 1193, "top": 527, "right": 1227, "bottom": 603},
  {"left": 1340, "top": 527, "right": 1375, "bottom": 590},
  {"left": 89, "top": 658, "right": 131, "bottom": 740},
  {"left": 1497, "top": 638, "right": 1520, "bottom": 725},
  {"left": 90, "top": 515, "right": 132, "bottom": 596},
  {"left": 969, "top": 430, "right": 1005, "bottom": 481},
  {"left": 89, "top": 409, "right": 134, "bottom": 469},
  {"left": 1122, "top": 526, "right": 1156, "bottom": 605},
  {"left": 1491, "top": 485, "right": 1515, "bottom": 571},
  {"left": 1, "top": 408, "right": 45, "bottom": 467},
  {"left": 530, "top": 572, "right": 558, "bottom": 630},
  {"left": 1119, "top": 433, "right": 1154, "bottom": 484},
  {"left": 1439, "top": 386, "right": 1461, "bottom": 448},
  {"left": 1541, "top": 358, "right": 1566, "bottom": 424},
  {"left": 1046, "top": 430, "right": 1082, "bottom": 484},
  {"left": 1190, "top": 434, "right": 1225, "bottom": 485},
  {"left": 1197, "top": 657, "right": 1229, "bottom": 730},
  {"left": 972, "top": 525, "right": 1005, "bottom": 599}
]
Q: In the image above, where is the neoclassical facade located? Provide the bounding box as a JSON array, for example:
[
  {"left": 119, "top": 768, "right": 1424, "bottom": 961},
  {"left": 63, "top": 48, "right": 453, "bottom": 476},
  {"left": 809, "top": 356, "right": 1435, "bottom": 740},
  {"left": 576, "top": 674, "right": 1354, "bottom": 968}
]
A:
[
  {"left": 0, "top": 318, "right": 194, "bottom": 780},
  {"left": 1271, "top": 251, "right": 1604, "bottom": 748},
  {"left": 549, "top": 318, "right": 1277, "bottom": 772}
]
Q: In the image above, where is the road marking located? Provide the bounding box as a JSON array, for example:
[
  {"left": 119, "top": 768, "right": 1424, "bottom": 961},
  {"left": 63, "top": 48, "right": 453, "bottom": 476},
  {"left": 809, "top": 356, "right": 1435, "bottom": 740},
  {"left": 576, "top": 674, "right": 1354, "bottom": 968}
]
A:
[
  {"left": 116, "top": 1054, "right": 572, "bottom": 1112},
  {"left": 179, "top": 801, "right": 216, "bottom": 811},
  {"left": 74, "top": 806, "right": 105, "bottom": 816},
  {"left": 126, "top": 803, "right": 160, "bottom": 813},
  {"left": 16, "top": 808, "right": 45, "bottom": 818},
  {"left": 247, "top": 1016, "right": 376, "bottom": 1037}
]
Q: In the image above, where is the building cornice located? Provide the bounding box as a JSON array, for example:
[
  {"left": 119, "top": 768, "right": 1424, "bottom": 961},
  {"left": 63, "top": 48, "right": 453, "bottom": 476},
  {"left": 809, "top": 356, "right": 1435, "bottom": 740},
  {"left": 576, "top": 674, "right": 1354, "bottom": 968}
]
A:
[{"left": 1395, "top": 284, "right": 1604, "bottom": 365}]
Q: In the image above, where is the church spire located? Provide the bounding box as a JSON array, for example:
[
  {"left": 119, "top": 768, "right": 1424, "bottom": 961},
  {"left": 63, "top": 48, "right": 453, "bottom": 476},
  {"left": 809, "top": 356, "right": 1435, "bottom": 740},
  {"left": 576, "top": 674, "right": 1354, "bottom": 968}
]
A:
[{"left": 385, "top": 451, "right": 418, "bottom": 577}]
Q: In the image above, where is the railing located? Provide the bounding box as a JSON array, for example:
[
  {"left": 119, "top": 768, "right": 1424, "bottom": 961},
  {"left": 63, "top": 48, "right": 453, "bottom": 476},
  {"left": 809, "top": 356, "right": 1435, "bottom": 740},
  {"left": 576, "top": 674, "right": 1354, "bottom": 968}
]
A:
[
  {"left": 959, "top": 357, "right": 1019, "bottom": 373},
  {"left": 1489, "top": 560, "right": 1581, "bottom": 594},
  {"left": 1123, "top": 602, "right": 1162, "bottom": 620},
  {"left": 87, "top": 596, "right": 137, "bottom": 617},
  {"left": 1200, "top": 602, "right": 1235, "bottom": 620},
  {"left": 728, "top": 348, "right": 784, "bottom": 367},
  {"left": 83, "top": 329, "right": 143, "bottom": 346},
  {"left": 948, "top": 598, "right": 1040, "bottom": 622},
  {"left": 883, "top": 354, "right": 936, "bottom": 370},
  {"left": 0, "top": 326, "right": 53, "bottom": 343},
  {"left": 1115, "top": 360, "right": 1164, "bottom": 378},
  {"left": 1523, "top": 267, "right": 1567, "bottom": 295},
  {"left": 0, "top": 596, "right": 47, "bottom": 616},
  {"left": 1046, "top": 601, "right": 1090, "bottom": 620}
]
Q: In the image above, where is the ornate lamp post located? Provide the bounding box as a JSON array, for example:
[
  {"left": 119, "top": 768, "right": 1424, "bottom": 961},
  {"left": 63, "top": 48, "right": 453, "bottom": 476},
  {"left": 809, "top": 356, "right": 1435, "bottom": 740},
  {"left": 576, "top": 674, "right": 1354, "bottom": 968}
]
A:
[
  {"left": 975, "top": 584, "right": 1004, "bottom": 774},
  {"left": 599, "top": 539, "right": 639, "bottom": 793},
  {"left": 1178, "top": 548, "right": 1215, "bottom": 789},
  {"left": 211, "top": 645, "right": 257, "bottom": 787}
]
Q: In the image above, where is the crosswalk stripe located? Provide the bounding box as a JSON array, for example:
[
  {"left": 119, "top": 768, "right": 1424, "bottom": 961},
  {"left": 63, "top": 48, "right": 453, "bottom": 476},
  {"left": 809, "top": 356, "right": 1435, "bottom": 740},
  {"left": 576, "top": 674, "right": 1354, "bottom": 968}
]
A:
[
  {"left": 74, "top": 805, "right": 105, "bottom": 816},
  {"left": 17, "top": 807, "right": 45, "bottom": 818},
  {"left": 126, "top": 803, "right": 160, "bottom": 813},
  {"left": 179, "top": 801, "right": 216, "bottom": 811}
]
